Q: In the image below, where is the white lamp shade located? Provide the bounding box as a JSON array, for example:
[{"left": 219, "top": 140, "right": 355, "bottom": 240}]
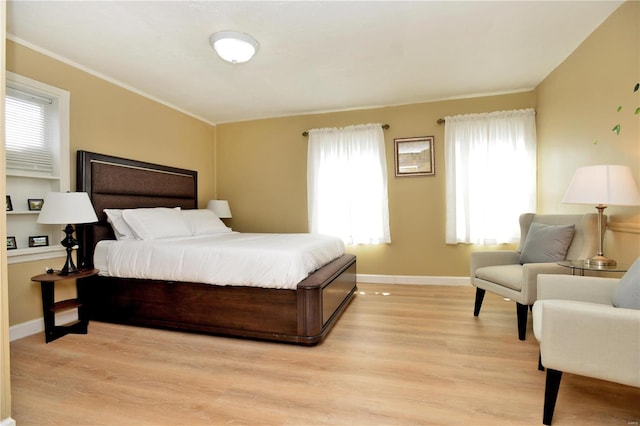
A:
[
  {"left": 562, "top": 165, "right": 640, "bottom": 206},
  {"left": 209, "top": 31, "right": 258, "bottom": 64},
  {"left": 207, "top": 200, "right": 232, "bottom": 218},
  {"left": 37, "top": 192, "right": 99, "bottom": 225}
]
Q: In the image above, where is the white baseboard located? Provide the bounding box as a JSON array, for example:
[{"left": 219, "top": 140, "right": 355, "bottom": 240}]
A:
[
  {"left": 357, "top": 274, "right": 470, "bottom": 286},
  {"left": 9, "top": 311, "right": 78, "bottom": 342},
  {"left": 1, "top": 417, "right": 16, "bottom": 426}
]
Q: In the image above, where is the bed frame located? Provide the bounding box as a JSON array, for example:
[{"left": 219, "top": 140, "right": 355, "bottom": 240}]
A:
[{"left": 76, "top": 150, "right": 356, "bottom": 345}]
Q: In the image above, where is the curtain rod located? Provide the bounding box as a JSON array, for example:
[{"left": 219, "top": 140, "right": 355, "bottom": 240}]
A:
[
  {"left": 437, "top": 118, "right": 445, "bottom": 124},
  {"left": 302, "top": 123, "right": 390, "bottom": 137}
]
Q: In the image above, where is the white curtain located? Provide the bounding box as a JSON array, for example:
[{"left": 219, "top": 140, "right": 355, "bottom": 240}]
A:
[
  {"left": 444, "top": 109, "right": 537, "bottom": 245},
  {"left": 307, "top": 123, "right": 390, "bottom": 245}
]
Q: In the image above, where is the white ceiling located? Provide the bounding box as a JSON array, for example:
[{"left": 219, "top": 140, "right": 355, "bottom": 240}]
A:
[{"left": 6, "top": 1, "right": 622, "bottom": 125}]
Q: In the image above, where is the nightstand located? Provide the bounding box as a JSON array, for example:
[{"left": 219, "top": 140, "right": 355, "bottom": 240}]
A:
[{"left": 31, "top": 268, "right": 98, "bottom": 343}]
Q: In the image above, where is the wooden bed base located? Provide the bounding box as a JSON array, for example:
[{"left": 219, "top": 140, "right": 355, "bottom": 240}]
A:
[{"left": 76, "top": 150, "right": 356, "bottom": 345}]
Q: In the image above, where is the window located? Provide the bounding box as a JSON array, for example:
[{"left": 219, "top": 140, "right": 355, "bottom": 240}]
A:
[
  {"left": 6, "top": 87, "right": 55, "bottom": 173},
  {"left": 307, "top": 123, "right": 390, "bottom": 245},
  {"left": 5, "top": 72, "right": 68, "bottom": 179},
  {"left": 5, "top": 72, "right": 70, "bottom": 263},
  {"left": 444, "top": 109, "right": 536, "bottom": 245}
]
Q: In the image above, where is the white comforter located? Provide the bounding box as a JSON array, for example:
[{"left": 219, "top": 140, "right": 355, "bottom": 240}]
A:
[{"left": 96, "top": 233, "right": 345, "bottom": 290}]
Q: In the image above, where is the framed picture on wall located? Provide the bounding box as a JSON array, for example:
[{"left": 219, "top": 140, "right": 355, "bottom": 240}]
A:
[
  {"left": 28, "top": 235, "right": 49, "bottom": 248},
  {"left": 394, "top": 136, "right": 435, "bottom": 177},
  {"left": 28, "top": 198, "right": 44, "bottom": 211}
]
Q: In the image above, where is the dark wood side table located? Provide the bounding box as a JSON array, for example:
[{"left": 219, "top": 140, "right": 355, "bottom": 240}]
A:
[{"left": 31, "top": 268, "right": 98, "bottom": 343}]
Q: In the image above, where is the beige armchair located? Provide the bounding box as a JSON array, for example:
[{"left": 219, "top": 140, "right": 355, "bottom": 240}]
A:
[
  {"left": 533, "top": 265, "right": 640, "bottom": 425},
  {"left": 470, "top": 213, "right": 600, "bottom": 340}
]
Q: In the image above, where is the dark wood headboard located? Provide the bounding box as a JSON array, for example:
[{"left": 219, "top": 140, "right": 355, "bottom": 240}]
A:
[{"left": 76, "top": 150, "right": 198, "bottom": 267}]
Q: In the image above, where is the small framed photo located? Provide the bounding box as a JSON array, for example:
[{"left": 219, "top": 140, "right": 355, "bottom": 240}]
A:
[
  {"left": 28, "top": 235, "right": 49, "bottom": 248},
  {"left": 394, "top": 136, "right": 435, "bottom": 177},
  {"left": 28, "top": 198, "right": 44, "bottom": 211},
  {"left": 6, "top": 196, "right": 13, "bottom": 212},
  {"left": 7, "top": 237, "right": 17, "bottom": 250}
]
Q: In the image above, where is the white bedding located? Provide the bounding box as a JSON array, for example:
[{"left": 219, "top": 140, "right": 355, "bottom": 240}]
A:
[{"left": 95, "top": 233, "right": 345, "bottom": 290}]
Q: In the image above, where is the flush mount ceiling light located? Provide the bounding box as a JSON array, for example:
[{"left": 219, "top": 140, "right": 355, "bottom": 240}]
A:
[{"left": 209, "top": 31, "right": 259, "bottom": 64}]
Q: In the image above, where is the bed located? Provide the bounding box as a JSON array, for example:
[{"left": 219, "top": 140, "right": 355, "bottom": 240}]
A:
[{"left": 75, "top": 150, "right": 357, "bottom": 345}]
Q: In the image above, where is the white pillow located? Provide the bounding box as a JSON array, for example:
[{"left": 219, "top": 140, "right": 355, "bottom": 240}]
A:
[
  {"left": 122, "top": 207, "right": 192, "bottom": 240},
  {"left": 104, "top": 209, "right": 137, "bottom": 240},
  {"left": 181, "top": 209, "right": 231, "bottom": 235}
]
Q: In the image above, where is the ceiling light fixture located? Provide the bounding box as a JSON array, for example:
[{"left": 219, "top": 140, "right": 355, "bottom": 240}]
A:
[{"left": 209, "top": 31, "right": 259, "bottom": 64}]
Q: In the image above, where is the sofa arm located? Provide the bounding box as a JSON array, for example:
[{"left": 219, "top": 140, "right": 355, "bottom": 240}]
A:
[
  {"left": 534, "top": 300, "right": 640, "bottom": 388},
  {"left": 537, "top": 274, "right": 618, "bottom": 305},
  {"left": 470, "top": 250, "right": 520, "bottom": 278}
]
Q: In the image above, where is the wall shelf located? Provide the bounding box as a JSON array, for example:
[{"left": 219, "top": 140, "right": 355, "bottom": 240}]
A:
[{"left": 6, "top": 245, "right": 66, "bottom": 265}]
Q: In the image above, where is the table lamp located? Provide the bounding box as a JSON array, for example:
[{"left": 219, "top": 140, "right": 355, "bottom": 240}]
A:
[
  {"left": 207, "top": 200, "right": 232, "bottom": 219},
  {"left": 37, "top": 192, "right": 99, "bottom": 275},
  {"left": 562, "top": 165, "right": 640, "bottom": 266}
]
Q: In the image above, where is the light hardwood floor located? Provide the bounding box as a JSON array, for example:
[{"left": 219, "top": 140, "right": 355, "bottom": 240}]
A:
[{"left": 10, "top": 284, "right": 640, "bottom": 425}]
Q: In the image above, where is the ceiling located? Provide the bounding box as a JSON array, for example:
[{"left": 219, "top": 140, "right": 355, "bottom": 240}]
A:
[{"left": 6, "top": 1, "right": 622, "bottom": 125}]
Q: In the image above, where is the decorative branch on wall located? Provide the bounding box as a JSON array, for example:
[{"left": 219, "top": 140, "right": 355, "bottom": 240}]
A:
[{"left": 594, "top": 82, "right": 640, "bottom": 144}]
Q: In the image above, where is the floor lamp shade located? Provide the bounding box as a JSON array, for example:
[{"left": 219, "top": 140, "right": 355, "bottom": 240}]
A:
[
  {"left": 37, "top": 192, "right": 99, "bottom": 275},
  {"left": 562, "top": 165, "right": 640, "bottom": 266}
]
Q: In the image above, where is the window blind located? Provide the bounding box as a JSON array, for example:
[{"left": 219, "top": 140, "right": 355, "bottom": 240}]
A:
[{"left": 5, "top": 86, "right": 54, "bottom": 173}]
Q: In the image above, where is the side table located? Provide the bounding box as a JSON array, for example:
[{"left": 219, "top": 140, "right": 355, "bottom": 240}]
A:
[
  {"left": 31, "top": 268, "right": 98, "bottom": 343},
  {"left": 557, "top": 260, "right": 629, "bottom": 276}
]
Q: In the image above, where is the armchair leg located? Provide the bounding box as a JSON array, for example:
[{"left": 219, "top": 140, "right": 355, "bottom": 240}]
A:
[
  {"left": 538, "top": 352, "right": 544, "bottom": 371},
  {"left": 474, "top": 288, "right": 485, "bottom": 316},
  {"left": 543, "top": 369, "right": 563, "bottom": 425},
  {"left": 516, "top": 303, "right": 528, "bottom": 340}
]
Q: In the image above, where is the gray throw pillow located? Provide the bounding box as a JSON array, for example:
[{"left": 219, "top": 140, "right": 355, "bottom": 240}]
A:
[
  {"left": 612, "top": 257, "right": 640, "bottom": 310},
  {"left": 519, "top": 222, "right": 575, "bottom": 264}
]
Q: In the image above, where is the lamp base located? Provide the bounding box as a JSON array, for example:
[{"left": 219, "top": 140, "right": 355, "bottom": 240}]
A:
[
  {"left": 58, "top": 224, "right": 80, "bottom": 276},
  {"left": 585, "top": 255, "right": 617, "bottom": 267},
  {"left": 58, "top": 261, "right": 80, "bottom": 276}
]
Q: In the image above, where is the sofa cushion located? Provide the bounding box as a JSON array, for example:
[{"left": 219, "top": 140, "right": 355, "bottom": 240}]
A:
[
  {"left": 612, "top": 258, "right": 640, "bottom": 310},
  {"left": 520, "top": 222, "right": 575, "bottom": 264},
  {"left": 475, "top": 264, "right": 524, "bottom": 291}
]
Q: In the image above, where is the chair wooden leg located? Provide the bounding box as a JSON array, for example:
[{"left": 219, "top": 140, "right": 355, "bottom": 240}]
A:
[
  {"left": 474, "top": 288, "right": 485, "bottom": 316},
  {"left": 516, "top": 302, "right": 528, "bottom": 340},
  {"left": 538, "top": 352, "right": 544, "bottom": 371},
  {"left": 543, "top": 369, "right": 562, "bottom": 425}
]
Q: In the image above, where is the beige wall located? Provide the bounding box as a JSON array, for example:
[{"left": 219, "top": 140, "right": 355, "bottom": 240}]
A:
[
  {"left": 536, "top": 0, "right": 639, "bottom": 265},
  {"left": 5, "top": 40, "right": 217, "bottom": 326},
  {"left": 216, "top": 92, "right": 536, "bottom": 277}
]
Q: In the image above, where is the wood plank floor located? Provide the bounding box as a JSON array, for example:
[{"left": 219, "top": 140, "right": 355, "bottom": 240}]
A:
[{"left": 10, "top": 284, "right": 640, "bottom": 425}]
